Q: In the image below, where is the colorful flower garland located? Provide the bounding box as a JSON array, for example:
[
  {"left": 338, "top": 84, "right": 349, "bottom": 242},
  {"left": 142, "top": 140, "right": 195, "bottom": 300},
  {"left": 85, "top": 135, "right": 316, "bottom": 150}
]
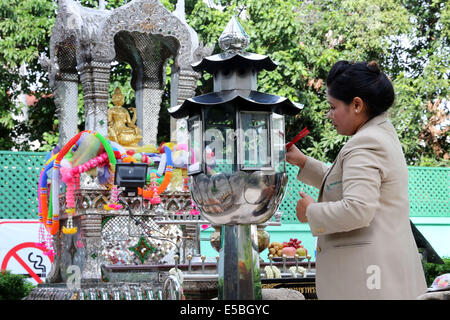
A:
[
  {"left": 139, "top": 145, "right": 173, "bottom": 203},
  {"left": 47, "top": 130, "right": 117, "bottom": 235},
  {"left": 38, "top": 134, "right": 185, "bottom": 238}
]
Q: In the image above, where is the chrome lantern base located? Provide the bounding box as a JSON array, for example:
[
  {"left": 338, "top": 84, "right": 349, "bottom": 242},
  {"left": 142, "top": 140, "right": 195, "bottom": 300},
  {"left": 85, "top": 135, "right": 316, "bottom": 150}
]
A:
[{"left": 218, "top": 224, "right": 262, "bottom": 300}]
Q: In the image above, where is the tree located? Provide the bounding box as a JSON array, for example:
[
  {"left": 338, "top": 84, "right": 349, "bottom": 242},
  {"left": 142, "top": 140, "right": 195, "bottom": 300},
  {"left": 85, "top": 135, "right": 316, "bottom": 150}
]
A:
[
  {"left": 0, "top": 270, "right": 35, "bottom": 300},
  {"left": 0, "top": 0, "right": 57, "bottom": 150},
  {"left": 188, "top": 0, "right": 448, "bottom": 165},
  {"left": 390, "top": 0, "right": 449, "bottom": 166}
]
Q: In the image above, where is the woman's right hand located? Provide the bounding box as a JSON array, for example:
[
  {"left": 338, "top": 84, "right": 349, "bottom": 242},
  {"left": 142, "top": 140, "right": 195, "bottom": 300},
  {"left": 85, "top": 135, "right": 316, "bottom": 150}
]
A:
[{"left": 286, "top": 144, "right": 307, "bottom": 169}]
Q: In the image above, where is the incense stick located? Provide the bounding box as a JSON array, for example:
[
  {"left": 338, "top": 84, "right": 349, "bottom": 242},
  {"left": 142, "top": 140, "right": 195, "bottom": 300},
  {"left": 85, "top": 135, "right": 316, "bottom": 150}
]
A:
[{"left": 286, "top": 127, "right": 309, "bottom": 149}]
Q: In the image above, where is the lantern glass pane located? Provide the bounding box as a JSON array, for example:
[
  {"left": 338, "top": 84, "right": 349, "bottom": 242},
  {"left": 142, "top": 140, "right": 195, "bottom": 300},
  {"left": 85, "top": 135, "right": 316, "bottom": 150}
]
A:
[
  {"left": 188, "top": 115, "right": 202, "bottom": 174},
  {"left": 204, "top": 104, "right": 236, "bottom": 174},
  {"left": 240, "top": 112, "right": 271, "bottom": 169},
  {"left": 272, "top": 113, "right": 285, "bottom": 172}
]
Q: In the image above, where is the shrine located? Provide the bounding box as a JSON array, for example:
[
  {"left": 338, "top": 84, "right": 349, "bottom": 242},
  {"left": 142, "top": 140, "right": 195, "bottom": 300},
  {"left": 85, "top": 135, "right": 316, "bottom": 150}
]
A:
[{"left": 27, "top": 0, "right": 316, "bottom": 301}]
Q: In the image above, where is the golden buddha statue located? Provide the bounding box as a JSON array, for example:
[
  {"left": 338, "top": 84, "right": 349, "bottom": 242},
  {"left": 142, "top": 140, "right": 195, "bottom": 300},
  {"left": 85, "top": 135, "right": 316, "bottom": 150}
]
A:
[{"left": 108, "top": 87, "right": 142, "bottom": 148}]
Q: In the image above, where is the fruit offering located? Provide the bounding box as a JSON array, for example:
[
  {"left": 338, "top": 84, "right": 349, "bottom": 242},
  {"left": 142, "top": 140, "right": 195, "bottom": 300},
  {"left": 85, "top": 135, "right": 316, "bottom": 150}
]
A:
[
  {"left": 268, "top": 242, "right": 284, "bottom": 257},
  {"left": 281, "top": 247, "right": 296, "bottom": 257},
  {"left": 283, "top": 238, "right": 302, "bottom": 249},
  {"left": 296, "top": 247, "right": 308, "bottom": 257},
  {"left": 268, "top": 238, "right": 307, "bottom": 258}
]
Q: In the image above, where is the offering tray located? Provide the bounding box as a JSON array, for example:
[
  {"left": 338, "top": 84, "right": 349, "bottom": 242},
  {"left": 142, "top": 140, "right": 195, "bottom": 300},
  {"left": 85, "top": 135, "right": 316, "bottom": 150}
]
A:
[{"left": 272, "top": 256, "right": 306, "bottom": 262}]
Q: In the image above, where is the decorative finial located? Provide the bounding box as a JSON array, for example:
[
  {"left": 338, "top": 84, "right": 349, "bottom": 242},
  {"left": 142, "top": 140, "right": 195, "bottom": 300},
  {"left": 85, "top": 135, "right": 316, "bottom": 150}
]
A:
[{"left": 218, "top": 15, "right": 250, "bottom": 52}]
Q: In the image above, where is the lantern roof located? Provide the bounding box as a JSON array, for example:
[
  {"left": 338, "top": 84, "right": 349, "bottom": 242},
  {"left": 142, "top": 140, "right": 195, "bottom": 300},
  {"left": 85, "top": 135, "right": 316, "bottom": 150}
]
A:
[
  {"left": 192, "top": 51, "right": 277, "bottom": 74},
  {"left": 168, "top": 90, "right": 301, "bottom": 118},
  {"left": 170, "top": 15, "right": 302, "bottom": 119}
]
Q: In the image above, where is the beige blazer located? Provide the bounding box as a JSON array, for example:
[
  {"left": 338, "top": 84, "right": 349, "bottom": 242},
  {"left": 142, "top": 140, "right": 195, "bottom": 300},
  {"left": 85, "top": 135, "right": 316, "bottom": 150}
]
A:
[{"left": 297, "top": 112, "right": 427, "bottom": 299}]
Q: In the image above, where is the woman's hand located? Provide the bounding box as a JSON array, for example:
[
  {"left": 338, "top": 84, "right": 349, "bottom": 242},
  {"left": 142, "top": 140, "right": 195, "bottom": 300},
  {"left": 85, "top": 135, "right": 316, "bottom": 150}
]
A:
[
  {"left": 296, "top": 191, "right": 315, "bottom": 223},
  {"left": 286, "top": 145, "right": 307, "bottom": 169}
]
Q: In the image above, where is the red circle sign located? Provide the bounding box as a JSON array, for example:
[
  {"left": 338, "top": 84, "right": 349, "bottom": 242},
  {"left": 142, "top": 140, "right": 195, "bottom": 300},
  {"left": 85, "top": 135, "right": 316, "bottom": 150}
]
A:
[{"left": 1, "top": 242, "right": 54, "bottom": 284}]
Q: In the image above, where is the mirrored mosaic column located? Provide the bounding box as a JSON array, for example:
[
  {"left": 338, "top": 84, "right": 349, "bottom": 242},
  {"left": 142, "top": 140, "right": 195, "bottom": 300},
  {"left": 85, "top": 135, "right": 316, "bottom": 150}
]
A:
[
  {"left": 136, "top": 80, "right": 164, "bottom": 146},
  {"left": 78, "top": 61, "right": 111, "bottom": 136},
  {"left": 170, "top": 68, "right": 200, "bottom": 144},
  {"left": 55, "top": 72, "right": 79, "bottom": 148}
]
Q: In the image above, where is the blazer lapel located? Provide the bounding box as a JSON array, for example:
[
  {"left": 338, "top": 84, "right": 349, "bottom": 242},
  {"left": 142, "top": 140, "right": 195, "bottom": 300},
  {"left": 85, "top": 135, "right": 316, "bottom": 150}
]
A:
[{"left": 317, "top": 158, "right": 338, "bottom": 201}]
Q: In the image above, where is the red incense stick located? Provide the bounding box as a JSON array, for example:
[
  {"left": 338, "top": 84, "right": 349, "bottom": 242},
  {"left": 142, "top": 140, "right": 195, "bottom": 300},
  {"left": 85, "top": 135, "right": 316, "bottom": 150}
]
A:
[{"left": 286, "top": 127, "right": 309, "bottom": 149}]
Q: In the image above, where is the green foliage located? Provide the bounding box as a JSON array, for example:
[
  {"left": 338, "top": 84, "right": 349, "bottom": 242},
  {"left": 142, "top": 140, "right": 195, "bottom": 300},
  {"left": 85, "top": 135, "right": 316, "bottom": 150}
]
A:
[
  {"left": 189, "top": 0, "right": 448, "bottom": 164},
  {"left": 389, "top": 0, "right": 449, "bottom": 166},
  {"left": 0, "top": 0, "right": 57, "bottom": 150},
  {"left": 0, "top": 0, "right": 447, "bottom": 166},
  {"left": 0, "top": 270, "right": 35, "bottom": 300},
  {"left": 424, "top": 257, "right": 450, "bottom": 286}
]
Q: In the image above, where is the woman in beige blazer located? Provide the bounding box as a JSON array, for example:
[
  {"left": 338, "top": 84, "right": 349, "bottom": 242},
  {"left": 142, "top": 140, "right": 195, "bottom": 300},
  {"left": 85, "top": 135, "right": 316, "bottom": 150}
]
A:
[{"left": 287, "top": 61, "right": 427, "bottom": 299}]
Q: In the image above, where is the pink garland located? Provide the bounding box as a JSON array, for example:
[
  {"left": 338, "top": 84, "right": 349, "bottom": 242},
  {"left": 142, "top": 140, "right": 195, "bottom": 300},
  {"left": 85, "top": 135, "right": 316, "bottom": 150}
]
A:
[
  {"left": 65, "top": 180, "right": 76, "bottom": 207},
  {"left": 62, "top": 152, "right": 109, "bottom": 182},
  {"left": 60, "top": 152, "right": 111, "bottom": 233},
  {"left": 60, "top": 152, "right": 110, "bottom": 202},
  {"left": 104, "top": 184, "right": 123, "bottom": 210},
  {"left": 189, "top": 197, "right": 200, "bottom": 215},
  {"left": 149, "top": 173, "right": 161, "bottom": 205},
  {"left": 36, "top": 225, "right": 54, "bottom": 257}
]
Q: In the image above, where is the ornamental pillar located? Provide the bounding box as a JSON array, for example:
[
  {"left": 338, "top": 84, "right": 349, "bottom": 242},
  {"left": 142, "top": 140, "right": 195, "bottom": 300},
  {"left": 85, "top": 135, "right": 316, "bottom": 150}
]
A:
[
  {"left": 78, "top": 61, "right": 111, "bottom": 136},
  {"left": 135, "top": 81, "right": 164, "bottom": 146},
  {"left": 54, "top": 72, "right": 79, "bottom": 148},
  {"left": 170, "top": 68, "right": 200, "bottom": 144}
]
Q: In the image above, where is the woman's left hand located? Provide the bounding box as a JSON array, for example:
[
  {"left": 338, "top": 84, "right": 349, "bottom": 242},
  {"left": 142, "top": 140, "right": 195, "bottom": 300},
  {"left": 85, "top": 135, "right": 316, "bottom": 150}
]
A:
[{"left": 296, "top": 191, "right": 315, "bottom": 223}]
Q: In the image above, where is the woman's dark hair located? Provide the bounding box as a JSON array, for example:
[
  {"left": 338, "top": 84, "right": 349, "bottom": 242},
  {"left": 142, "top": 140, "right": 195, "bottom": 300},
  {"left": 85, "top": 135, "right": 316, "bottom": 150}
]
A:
[{"left": 326, "top": 60, "right": 395, "bottom": 118}]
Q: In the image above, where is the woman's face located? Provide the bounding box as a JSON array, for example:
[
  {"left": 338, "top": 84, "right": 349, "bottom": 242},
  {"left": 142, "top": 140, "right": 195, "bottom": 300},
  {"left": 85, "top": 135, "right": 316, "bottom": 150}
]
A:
[{"left": 326, "top": 91, "right": 364, "bottom": 136}]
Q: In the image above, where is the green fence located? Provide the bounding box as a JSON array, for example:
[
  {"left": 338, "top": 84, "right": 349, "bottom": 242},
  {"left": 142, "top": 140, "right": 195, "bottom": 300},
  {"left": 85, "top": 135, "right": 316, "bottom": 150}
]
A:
[
  {"left": 0, "top": 151, "right": 47, "bottom": 220},
  {"left": 0, "top": 150, "right": 448, "bottom": 220},
  {"left": 279, "top": 163, "right": 450, "bottom": 222}
]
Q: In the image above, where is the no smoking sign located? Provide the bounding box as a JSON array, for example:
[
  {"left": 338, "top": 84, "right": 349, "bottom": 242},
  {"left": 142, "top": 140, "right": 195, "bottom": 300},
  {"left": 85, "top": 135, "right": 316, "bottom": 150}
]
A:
[{"left": 0, "top": 220, "right": 53, "bottom": 285}]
